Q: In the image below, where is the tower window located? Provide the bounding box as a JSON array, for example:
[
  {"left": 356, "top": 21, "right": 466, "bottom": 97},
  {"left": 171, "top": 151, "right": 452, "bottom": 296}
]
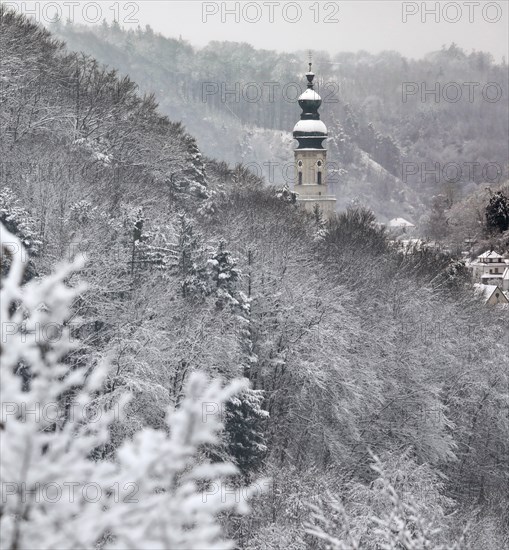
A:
[
  {"left": 317, "top": 171, "right": 322, "bottom": 185},
  {"left": 298, "top": 172, "right": 302, "bottom": 185},
  {"left": 317, "top": 160, "right": 323, "bottom": 167},
  {"left": 298, "top": 160, "right": 303, "bottom": 167}
]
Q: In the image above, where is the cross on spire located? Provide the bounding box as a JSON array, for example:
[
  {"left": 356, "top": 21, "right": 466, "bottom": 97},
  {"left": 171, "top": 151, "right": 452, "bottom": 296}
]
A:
[{"left": 306, "top": 50, "right": 315, "bottom": 88}]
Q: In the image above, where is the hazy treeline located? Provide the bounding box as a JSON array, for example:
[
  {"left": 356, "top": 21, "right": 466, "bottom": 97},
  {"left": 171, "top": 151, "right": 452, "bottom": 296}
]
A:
[{"left": 51, "top": 20, "right": 509, "bottom": 222}]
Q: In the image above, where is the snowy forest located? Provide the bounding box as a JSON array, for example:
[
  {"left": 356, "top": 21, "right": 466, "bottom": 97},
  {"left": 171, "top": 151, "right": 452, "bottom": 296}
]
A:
[{"left": 1, "top": 6, "right": 508, "bottom": 550}]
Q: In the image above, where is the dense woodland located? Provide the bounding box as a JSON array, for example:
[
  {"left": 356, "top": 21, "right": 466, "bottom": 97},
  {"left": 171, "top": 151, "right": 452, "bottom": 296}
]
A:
[
  {"left": 1, "top": 8, "right": 508, "bottom": 550},
  {"left": 51, "top": 19, "right": 509, "bottom": 222}
]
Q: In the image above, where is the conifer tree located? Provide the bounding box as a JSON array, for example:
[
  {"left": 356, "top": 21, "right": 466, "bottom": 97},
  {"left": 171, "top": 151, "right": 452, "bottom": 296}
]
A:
[
  {"left": 225, "top": 386, "right": 268, "bottom": 478},
  {"left": 485, "top": 190, "right": 509, "bottom": 234},
  {"left": 174, "top": 214, "right": 209, "bottom": 298},
  {"left": 0, "top": 187, "right": 40, "bottom": 281},
  {"left": 207, "top": 240, "right": 242, "bottom": 309}
]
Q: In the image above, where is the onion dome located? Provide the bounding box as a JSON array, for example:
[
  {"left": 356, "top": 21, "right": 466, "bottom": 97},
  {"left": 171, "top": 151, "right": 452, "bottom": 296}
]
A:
[
  {"left": 293, "top": 119, "right": 327, "bottom": 135},
  {"left": 298, "top": 88, "right": 322, "bottom": 114},
  {"left": 293, "top": 63, "right": 327, "bottom": 149}
]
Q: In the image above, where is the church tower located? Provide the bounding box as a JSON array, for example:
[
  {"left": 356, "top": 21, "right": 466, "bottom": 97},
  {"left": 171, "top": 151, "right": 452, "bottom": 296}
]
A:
[{"left": 293, "top": 63, "right": 336, "bottom": 219}]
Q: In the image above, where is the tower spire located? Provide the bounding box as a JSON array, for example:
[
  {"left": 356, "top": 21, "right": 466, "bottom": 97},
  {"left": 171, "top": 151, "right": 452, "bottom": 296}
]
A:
[
  {"left": 294, "top": 61, "right": 324, "bottom": 146},
  {"left": 292, "top": 59, "right": 337, "bottom": 219}
]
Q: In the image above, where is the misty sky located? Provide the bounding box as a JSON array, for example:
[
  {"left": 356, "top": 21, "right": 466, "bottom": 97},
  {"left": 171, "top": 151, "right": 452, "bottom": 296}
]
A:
[
  {"left": 138, "top": 1, "right": 509, "bottom": 61},
  {"left": 8, "top": 1, "right": 509, "bottom": 61}
]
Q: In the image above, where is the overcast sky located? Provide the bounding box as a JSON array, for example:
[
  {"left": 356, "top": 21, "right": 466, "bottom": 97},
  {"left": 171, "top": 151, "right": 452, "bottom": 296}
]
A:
[{"left": 8, "top": 1, "right": 509, "bottom": 61}]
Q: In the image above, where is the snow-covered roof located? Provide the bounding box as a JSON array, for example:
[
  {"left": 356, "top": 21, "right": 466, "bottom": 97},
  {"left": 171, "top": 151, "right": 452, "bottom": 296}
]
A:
[
  {"left": 297, "top": 196, "right": 336, "bottom": 201},
  {"left": 474, "top": 283, "right": 509, "bottom": 304},
  {"left": 293, "top": 119, "right": 327, "bottom": 135},
  {"left": 298, "top": 89, "right": 322, "bottom": 102},
  {"left": 387, "top": 217, "right": 415, "bottom": 228},
  {"left": 474, "top": 283, "right": 494, "bottom": 297},
  {"left": 503, "top": 267, "right": 509, "bottom": 280},
  {"left": 477, "top": 250, "right": 504, "bottom": 259},
  {"left": 481, "top": 273, "right": 503, "bottom": 279}
]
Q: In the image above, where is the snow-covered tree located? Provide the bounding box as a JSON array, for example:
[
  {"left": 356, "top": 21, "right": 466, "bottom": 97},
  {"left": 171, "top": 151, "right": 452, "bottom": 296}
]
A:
[
  {"left": 275, "top": 184, "right": 297, "bottom": 204},
  {"left": 0, "top": 222, "right": 256, "bottom": 550},
  {"left": 0, "top": 187, "right": 41, "bottom": 281},
  {"left": 207, "top": 240, "right": 242, "bottom": 310},
  {"left": 225, "top": 385, "right": 268, "bottom": 478},
  {"left": 485, "top": 190, "right": 509, "bottom": 234},
  {"left": 306, "top": 453, "right": 465, "bottom": 550}
]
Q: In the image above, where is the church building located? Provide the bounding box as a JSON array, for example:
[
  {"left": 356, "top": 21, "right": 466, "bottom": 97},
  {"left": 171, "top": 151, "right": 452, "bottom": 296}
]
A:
[{"left": 293, "top": 63, "right": 337, "bottom": 219}]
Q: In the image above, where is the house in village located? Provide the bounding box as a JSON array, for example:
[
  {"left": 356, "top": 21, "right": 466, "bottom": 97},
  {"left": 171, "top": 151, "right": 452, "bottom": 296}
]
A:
[
  {"left": 387, "top": 217, "right": 416, "bottom": 231},
  {"left": 474, "top": 283, "right": 509, "bottom": 305},
  {"left": 468, "top": 250, "right": 509, "bottom": 286},
  {"left": 384, "top": 218, "right": 417, "bottom": 240},
  {"left": 466, "top": 250, "right": 509, "bottom": 306}
]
